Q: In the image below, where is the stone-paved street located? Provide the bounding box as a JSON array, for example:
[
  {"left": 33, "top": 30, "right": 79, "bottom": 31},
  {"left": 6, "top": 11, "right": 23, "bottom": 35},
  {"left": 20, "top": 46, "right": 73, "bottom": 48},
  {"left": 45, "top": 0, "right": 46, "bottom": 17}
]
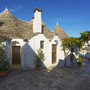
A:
[{"left": 0, "top": 59, "right": 90, "bottom": 90}]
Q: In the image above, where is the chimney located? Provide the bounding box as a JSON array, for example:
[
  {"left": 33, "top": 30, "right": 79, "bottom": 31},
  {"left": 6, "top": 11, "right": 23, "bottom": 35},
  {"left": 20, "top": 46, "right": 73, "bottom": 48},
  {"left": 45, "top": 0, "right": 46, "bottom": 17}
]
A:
[{"left": 33, "top": 8, "right": 42, "bottom": 33}]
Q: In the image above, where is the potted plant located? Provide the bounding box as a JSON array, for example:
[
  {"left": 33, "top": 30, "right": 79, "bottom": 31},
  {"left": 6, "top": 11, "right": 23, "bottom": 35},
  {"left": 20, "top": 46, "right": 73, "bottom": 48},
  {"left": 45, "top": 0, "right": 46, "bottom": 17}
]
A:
[
  {"left": 35, "top": 49, "right": 44, "bottom": 70},
  {"left": 77, "top": 57, "right": 82, "bottom": 66},
  {"left": 88, "top": 58, "right": 90, "bottom": 61},
  {"left": 0, "top": 45, "right": 9, "bottom": 77}
]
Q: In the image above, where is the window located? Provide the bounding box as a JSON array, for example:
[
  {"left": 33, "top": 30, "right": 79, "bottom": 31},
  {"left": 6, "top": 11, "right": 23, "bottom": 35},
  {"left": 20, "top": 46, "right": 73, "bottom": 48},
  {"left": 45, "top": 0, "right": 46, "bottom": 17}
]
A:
[
  {"left": 42, "top": 25, "right": 44, "bottom": 33},
  {"left": 40, "top": 41, "right": 44, "bottom": 49}
]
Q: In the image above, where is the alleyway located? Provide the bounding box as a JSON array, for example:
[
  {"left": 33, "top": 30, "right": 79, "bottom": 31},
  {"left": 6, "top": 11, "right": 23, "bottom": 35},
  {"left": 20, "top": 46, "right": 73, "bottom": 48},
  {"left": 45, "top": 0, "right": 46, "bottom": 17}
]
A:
[{"left": 0, "top": 59, "right": 90, "bottom": 90}]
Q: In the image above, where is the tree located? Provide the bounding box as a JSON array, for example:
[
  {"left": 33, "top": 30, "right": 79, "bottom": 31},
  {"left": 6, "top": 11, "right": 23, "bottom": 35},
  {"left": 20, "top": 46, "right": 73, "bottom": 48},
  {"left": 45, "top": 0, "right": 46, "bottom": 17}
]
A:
[
  {"left": 61, "top": 36, "right": 85, "bottom": 66},
  {"left": 80, "top": 31, "right": 90, "bottom": 42},
  {"left": 61, "top": 37, "right": 75, "bottom": 66},
  {"left": 0, "top": 41, "right": 9, "bottom": 71},
  {"left": 76, "top": 30, "right": 90, "bottom": 57},
  {"left": 35, "top": 49, "right": 44, "bottom": 67},
  {"left": 74, "top": 38, "right": 85, "bottom": 57}
]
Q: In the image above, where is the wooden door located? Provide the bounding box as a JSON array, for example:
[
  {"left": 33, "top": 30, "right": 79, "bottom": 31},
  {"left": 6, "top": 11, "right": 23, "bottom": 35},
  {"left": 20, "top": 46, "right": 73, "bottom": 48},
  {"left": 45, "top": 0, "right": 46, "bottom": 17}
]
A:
[
  {"left": 12, "top": 46, "right": 21, "bottom": 64},
  {"left": 52, "top": 44, "right": 57, "bottom": 64}
]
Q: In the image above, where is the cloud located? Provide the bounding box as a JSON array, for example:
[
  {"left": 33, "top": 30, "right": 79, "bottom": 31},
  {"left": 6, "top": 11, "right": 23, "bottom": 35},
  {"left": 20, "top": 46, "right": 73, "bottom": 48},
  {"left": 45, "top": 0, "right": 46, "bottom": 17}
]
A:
[
  {"left": 9, "top": 6, "right": 22, "bottom": 12},
  {"left": 9, "top": 8, "right": 15, "bottom": 12}
]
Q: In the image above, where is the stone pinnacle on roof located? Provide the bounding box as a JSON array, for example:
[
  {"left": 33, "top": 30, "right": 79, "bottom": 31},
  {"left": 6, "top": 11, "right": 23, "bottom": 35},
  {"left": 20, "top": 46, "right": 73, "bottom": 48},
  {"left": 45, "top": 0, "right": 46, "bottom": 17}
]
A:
[
  {"left": 6, "top": 6, "right": 8, "bottom": 10},
  {"left": 52, "top": 22, "right": 69, "bottom": 39},
  {"left": 57, "top": 21, "right": 58, "bottom": 26}
]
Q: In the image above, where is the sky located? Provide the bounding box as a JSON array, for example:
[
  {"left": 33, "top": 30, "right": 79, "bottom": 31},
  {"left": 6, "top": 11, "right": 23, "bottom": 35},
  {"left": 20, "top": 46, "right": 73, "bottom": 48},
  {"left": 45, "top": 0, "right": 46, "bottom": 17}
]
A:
[{"left": 0, "top": 0, "right": 90, "bottom": 37}]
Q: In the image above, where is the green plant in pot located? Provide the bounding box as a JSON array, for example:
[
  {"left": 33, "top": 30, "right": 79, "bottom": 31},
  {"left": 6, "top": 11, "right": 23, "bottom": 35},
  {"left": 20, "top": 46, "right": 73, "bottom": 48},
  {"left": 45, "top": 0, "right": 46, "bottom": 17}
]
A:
[
  {"left": 35, "top": 49, "right": 44, "bottom": 70},
  {"left": 88, "top": 58, "right": 90, "bottom": 61},
  {"left": 0, "top": 45, "right": 9, "bottom": 77},
  {"left": 77, "top": 57, "right": 82, "bottom": 66}
]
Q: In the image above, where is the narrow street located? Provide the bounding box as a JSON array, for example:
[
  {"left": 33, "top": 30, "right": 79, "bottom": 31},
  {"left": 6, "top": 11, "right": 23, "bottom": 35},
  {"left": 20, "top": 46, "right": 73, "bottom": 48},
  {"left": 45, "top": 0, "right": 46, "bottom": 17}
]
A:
[{"left": 0, "top": 59, "right": 90, "bottom": 90}]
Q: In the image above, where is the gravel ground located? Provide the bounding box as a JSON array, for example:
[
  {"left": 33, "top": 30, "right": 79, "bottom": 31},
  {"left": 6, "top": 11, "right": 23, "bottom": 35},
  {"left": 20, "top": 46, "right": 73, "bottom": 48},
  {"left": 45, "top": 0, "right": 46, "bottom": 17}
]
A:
[{"left": 0, "top": 59, "right": 90, "bottom": 90}]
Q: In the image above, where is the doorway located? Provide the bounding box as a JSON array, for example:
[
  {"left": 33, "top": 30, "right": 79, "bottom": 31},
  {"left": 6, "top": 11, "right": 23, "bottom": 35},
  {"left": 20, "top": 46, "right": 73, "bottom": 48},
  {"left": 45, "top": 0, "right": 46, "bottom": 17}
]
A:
[
  {"left": 12, "top": 46, "right": 21, "bottom": 65},
  {"left": 52, "top": 44, "right": 57, "bottom": 64}
]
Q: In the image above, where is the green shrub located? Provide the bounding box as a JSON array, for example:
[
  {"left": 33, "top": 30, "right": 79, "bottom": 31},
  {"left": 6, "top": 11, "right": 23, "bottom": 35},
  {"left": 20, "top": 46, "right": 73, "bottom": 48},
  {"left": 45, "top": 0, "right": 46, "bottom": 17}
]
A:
[
  {"left": 0, "top": 46, "right": 9, "bottom": 71},
  {"left": 35, "top": 49, "right": 44, "bottom": 67},
  {"left": 77, "top": 57, "right": 82, "bottom": 64}
]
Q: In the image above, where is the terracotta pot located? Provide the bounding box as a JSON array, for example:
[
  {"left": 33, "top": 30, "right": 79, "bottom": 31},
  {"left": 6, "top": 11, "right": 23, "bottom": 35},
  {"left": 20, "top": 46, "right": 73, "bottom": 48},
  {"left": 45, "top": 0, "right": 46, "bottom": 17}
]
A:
[
  {"left": 77, "top": 64, "right": 82, "bottom": 66},
  {"left": 36, "top": 65, "right": 41, "bottom": 70},
  {"left": 0, "top": 71, "right": 8, "bottom": 77}
]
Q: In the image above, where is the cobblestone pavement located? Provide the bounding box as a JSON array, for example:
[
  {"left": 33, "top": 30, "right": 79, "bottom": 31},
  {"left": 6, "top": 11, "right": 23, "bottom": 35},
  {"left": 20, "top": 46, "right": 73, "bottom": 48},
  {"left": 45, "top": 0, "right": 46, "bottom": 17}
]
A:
[{"left": 0, "top": 59, "right": 90, "bottom": 90}]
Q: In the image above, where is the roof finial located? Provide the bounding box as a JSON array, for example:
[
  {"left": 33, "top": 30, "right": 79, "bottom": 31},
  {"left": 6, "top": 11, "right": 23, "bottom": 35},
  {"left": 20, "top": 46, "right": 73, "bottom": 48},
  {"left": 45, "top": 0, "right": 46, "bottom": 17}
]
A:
[
  {"left": 57, "top": 21, "right": 58, "bottom": 26},
  {"left": 6, "top": 6, "right": 8, "bottom": 9}
]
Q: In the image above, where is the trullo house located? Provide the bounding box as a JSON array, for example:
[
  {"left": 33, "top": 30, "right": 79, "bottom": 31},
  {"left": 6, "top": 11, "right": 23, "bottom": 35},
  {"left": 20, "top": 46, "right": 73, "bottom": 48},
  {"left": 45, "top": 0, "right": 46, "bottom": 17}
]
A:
[{"left": 0, "top": 7, "right": 76, "bottom": 69}]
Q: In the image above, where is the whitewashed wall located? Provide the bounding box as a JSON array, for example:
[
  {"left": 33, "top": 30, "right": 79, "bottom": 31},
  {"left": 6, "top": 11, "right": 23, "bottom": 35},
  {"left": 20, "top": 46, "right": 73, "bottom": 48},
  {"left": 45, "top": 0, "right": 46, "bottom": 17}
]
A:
[
  {"left": 33, "top": 10, "right": 42, "bottom": 33},
  {"left": 81, "top": 40, "right": 90, "bottom": 58},
  {"left": 4, "top": 36, "right": 51, "bottom": 69},
  {"left": 27, "top": 34, "right": 51, "bottom": 68},
  {"left": 5, "top": 34, "right": 65, "bottom": 69},
  {"left": 5, "top": 39, "right": 26, "bottom": 68},
  {"left": 3, "top": 34, "right": 77, "bottom": 69},
  {"left": 51, "top": 35, "right": 63, "bottom": 65}
]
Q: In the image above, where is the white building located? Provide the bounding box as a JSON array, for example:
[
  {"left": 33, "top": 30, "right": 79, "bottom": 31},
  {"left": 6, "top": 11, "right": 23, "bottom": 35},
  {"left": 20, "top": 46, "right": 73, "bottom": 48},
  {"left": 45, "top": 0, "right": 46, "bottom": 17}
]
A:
[
  {"left": 0, "top": 7, "right": 76, "bottom": 69},
  {"left": 81, "top": 35, "right": 90, "bottom": 59}
]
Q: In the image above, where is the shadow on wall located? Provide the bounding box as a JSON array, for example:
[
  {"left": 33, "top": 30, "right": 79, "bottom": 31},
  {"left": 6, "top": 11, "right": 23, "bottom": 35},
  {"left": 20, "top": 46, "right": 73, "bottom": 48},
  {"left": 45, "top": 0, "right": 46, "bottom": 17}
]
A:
[
  {"left": 57, "top": 47, "right": 77, "bottom": 68},
  {"left": 85, "top": 51, "right": 90, "bottom": 59},
  {"left": 9, "top": 40, "right": 77, "bottom": 70},
  {"left": 80, "top": 50, "right": 90, "bottom": 59},
  {"left": 57, "top": 53, "right": 77, "bottom": 68},
  {"left": 20, "top": 41, "right": 46, "bottom": 69},
  {"left": 74, "top": 47, "right": 78, "bottom": 56}
]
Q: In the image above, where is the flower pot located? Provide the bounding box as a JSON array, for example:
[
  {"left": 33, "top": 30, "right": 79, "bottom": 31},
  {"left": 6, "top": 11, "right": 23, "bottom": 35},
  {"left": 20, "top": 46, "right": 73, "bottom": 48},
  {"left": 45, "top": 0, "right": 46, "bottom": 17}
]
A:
[
  {"left": 77, "top": 64, "right": 82, "bottom": 66},
  {"left": 36, "top": 65, "right": 41, "bottom": 70},
  {"left": 0, "top": 71, "right": 8, "bottom": 77}
]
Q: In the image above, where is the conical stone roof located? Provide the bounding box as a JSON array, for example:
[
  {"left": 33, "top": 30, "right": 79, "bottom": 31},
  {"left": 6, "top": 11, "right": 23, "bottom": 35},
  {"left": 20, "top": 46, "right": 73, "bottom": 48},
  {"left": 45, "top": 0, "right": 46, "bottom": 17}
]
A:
[
  {"left": 0, "top": 8, "right": 68, "bottom": 40},
  {"left": 0, "top": 8, "right": 16, "bottom": 19},
  {"left": 0, "top": 8, "right": 34, "bottom": 40},
  {"left": 52, "top": 24, "right": 69, "bottom": 40},
  {"left": 0, "top": 8, "right": 54, "bottom": 40}
]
